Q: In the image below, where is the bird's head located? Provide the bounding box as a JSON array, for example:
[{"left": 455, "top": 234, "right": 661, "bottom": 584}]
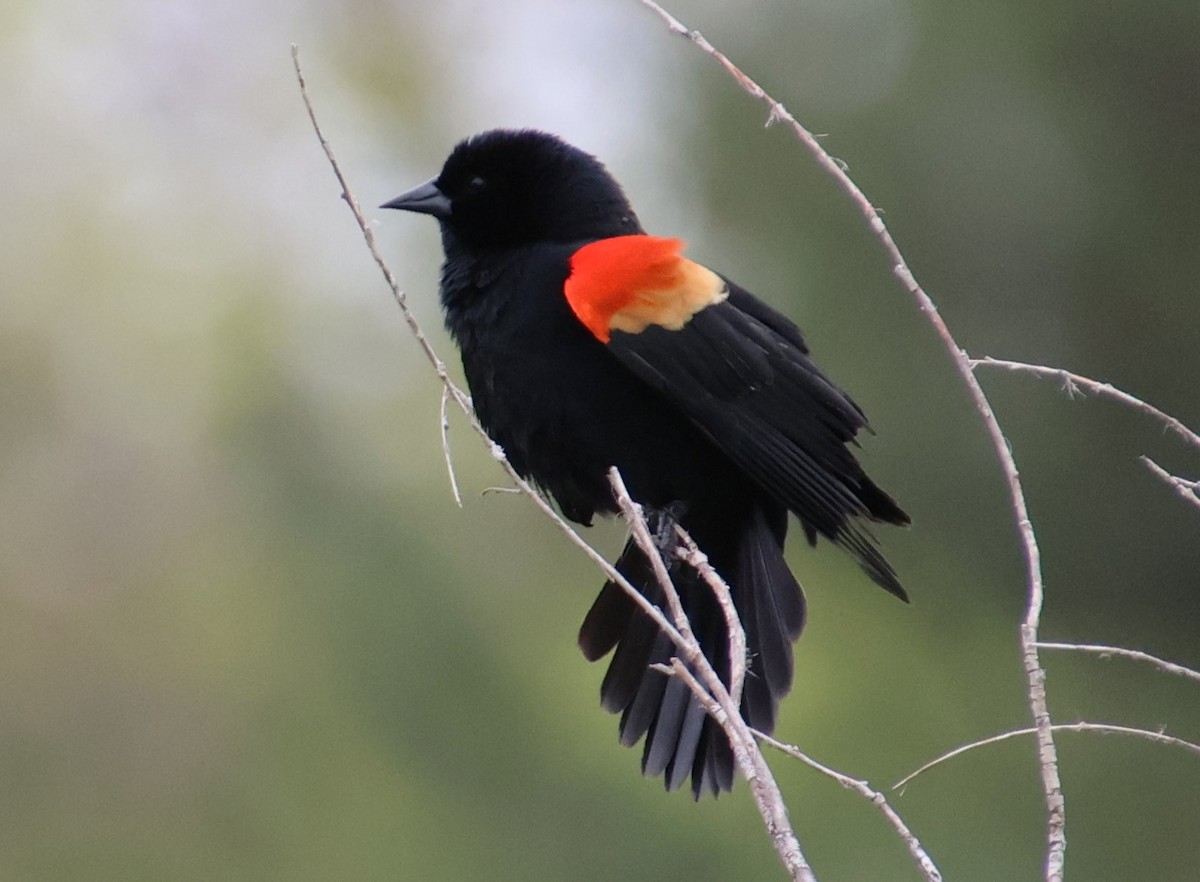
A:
[{"left": 382, "top": 129, "right": 642, "bottom": 250}]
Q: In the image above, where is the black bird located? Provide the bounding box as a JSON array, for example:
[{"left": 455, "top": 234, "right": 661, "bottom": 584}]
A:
[{"left": 383, "top": 129, "right": 908, "bottom": 797}]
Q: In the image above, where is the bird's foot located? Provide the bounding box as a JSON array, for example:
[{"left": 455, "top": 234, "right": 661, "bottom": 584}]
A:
[{"left": 644, "top": 501, "right": 687, "bottom": 561}]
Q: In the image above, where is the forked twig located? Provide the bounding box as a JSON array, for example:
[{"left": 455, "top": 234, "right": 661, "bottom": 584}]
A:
[
  {"left": 1142, "top": 456, "right": 1200, "bottom": 512},
  {"left": 755, "top": 731, "right": 942, "bottom": 882},
  {"left": 635, "top": 2, "right": 1065, "bottom": 877},
  {"left": 970, "top": 358, "right": 1200, "bottom": 509},
  {"left": 301, "top": 15, "right": 1200, "bottom": 875}
]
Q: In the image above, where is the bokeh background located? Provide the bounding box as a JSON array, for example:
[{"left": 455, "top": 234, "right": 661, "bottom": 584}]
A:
[{"left": 2, "top": 0, "right": 1198, "bottom": 879}]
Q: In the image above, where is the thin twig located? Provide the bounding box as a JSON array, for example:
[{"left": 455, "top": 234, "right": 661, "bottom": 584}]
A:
[
  {"left": 895, "top": 722, "right": 1200, "bottom": 792},
  {"left": 970, "top": 357, "right": 1200, "bottom": 450},
  {"left": 439, "top": 386, "right": 463, "bottom": 507},
  {"left": 675, "top": 526, "right": 747, "bottom": 708},
  {"left": 1036, "top": 642, "right": 1200, "bottom": 685},
  {"left": 291, "top": 46, "right": 465, "bottom": 409},
  {"left": 1142, "top": 456, "right": 1200, "bottom": 512},
  {"left": 635, "top": 4, "right": 1065, "bottom": 877},
  {"left": 755, "top": 732, "right": 943, "bottom": 882}
]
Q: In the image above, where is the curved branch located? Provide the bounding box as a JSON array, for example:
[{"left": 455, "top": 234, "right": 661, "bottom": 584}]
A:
[
  {"left": 895, "top": 723, "right": 1200, "bottom": 792},
  {"left": 635, "top": 3, "right": 1065, "bottom": 877}
]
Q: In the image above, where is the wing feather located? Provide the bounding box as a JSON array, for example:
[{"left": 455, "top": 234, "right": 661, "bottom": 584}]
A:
[{"left": 606, "top": 280, "right": 908, "bottom": 598}]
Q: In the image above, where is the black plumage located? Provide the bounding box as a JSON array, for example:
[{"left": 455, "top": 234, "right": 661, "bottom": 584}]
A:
[{"left": 383, "top": 129, "right": 908, "bottom": 797}]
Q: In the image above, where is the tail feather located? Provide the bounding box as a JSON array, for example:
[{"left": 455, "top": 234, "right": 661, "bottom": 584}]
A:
[
  {"left": 741, "top": 507, "right": 805, "bottom": 695},
  {"left": 696, "top": 724, "right": 734, "bottom": 797},
  {"left": 619, "top": 631, "right": 670, "bottom": 747},
  {"left": 588, "top": 541, "right": 660, "bottom": 715},
  {"left": 578, "top": 582, "right": 633, "bottom": 662},
  {"left": 667, "top": 696, "right": 708, "bottom": 791},
  {"left": 601, "top": 607, "right": 659, "bottom": 717},
  {"left": 861, "top": 475, "right": 910, "bottom": 527},
  {"left": 644, "top": 673, "right": 693, "bottom": 777},
  {"left": 577, "top": 500, "right": 806, "bottom": 797}
]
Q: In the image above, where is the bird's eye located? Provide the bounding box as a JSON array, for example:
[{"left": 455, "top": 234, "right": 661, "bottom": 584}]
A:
[{"left": 465, "top": 175, "right": 487, "bottom": 194}]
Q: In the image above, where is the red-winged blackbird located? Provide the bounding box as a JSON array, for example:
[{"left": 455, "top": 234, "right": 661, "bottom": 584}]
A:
[{"left": 383, "top": 129, "right": 908, "bottom": 798}]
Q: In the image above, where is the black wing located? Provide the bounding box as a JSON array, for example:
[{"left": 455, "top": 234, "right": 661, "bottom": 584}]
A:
[{"left": 607, "top": 281, "right": 909, "bottom": 599}]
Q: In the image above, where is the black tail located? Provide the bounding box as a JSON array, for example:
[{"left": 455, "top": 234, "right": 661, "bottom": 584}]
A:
[{"left": 578, "top": 502, "right": 805, "bottom": 797}]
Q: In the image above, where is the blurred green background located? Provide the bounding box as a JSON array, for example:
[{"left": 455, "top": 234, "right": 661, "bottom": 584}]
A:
[{"left": 2, "top": 0, "right": 1198, "bottom": 879}]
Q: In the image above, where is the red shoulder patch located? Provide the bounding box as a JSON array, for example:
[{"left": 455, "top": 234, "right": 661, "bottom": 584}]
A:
[{"left": 565, "top": 235, "right": 727, "bottom": 343}]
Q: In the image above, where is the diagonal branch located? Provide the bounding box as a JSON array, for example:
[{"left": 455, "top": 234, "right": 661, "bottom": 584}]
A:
[
  {"left": 635, "top": 3, "right": 1065, "bottom": 878},
  {"left": 291, "top": 46, "right": 468, "bottom": 415},
  {"left": 1142, "top": 456, "right": 1200, "bottom": 512}
]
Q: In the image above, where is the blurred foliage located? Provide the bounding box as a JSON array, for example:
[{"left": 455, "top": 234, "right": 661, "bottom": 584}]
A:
[{"left": 0, "top": 0, "right": 1197, "bottom": 879}]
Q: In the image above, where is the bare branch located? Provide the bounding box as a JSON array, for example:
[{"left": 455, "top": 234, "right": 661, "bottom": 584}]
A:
[
  {"left": 291, "top": 46, "right": 468, "bottom": 415},
  {"left": 634, "top": 5, "right": 1065, "bottom": 877},
  {"left": 1142, "top": 456, "right": 1200, "bottom": 512},
  {"left": 895, "top": 723, "right": 1200, "bottom": 792},
  {"left": 1036, "top": 642, "right": 1200, "bottom": 684},
  {"left": 970, "top": 357, "right": 1200, "bottom": 450},
  {"left": 755, "top": 732, "right": 943, "bottom": 882}
]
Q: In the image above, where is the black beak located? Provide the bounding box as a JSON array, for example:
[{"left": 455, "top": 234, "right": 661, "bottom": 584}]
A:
[{"left": 380, "top": 179, "right": 452, "bottom": 219}]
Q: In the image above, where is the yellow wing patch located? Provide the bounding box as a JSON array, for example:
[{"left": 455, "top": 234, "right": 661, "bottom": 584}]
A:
[{"left": 565, "top": 236, "right": 728, "bottom": 343}]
